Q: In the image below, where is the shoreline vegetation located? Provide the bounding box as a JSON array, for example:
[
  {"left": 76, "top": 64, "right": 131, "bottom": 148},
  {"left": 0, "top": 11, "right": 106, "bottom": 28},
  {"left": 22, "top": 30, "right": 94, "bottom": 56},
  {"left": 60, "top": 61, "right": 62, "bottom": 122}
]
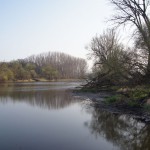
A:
[
  {"left": 0, "top": 52, "right": 87, "bottom": 83},
  {"left": 75, "top": 85, "right": 150, "bottom": 123},
  {"left": 1, "top": 0, "right": 150, "bottom": 123},
  {"left": 75, "top": 1, "right": 150, "bottom": 123}
]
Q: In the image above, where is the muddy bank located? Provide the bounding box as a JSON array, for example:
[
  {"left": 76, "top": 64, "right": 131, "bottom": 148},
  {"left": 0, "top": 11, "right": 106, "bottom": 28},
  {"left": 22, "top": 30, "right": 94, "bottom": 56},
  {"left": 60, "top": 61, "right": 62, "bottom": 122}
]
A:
[{"left": 73, "top": 91, "right": 150, "bottom": 123}]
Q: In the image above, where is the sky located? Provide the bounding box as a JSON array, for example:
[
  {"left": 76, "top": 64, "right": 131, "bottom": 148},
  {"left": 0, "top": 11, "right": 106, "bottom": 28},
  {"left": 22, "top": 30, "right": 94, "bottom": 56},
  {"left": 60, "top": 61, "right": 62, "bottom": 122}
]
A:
[{"left": 0, "top": 0, "right": 113, "bottom": 62}]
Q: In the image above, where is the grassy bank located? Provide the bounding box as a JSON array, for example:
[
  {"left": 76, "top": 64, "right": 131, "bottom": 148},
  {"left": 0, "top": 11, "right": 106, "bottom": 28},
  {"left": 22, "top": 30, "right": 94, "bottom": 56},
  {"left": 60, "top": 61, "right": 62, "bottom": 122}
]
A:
[
  {"left": 103, "top": 85, "right": 150, "bottom": 111},
  {"left": 79, "top": 85, "right": 150, "bottom": 112}
]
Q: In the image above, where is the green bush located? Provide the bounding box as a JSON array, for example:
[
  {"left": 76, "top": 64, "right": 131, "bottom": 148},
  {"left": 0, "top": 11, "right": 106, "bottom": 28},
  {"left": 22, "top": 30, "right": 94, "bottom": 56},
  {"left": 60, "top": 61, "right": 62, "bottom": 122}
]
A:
[
  {"left": 0, "top": 73, "right": 8, "bottom": 82},
  {"left": 105, "top": 95, "right": 122, "bottom": 104},
  {"left": 131, "top": 90, "right": 148, "bottom": 100}
]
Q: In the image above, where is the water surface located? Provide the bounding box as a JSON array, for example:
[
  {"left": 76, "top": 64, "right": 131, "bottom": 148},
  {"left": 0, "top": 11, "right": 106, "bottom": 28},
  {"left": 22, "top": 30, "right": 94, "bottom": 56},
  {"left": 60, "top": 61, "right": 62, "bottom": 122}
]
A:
[{"left": 0, "top": 82, "right": 150, "bottom": 150}]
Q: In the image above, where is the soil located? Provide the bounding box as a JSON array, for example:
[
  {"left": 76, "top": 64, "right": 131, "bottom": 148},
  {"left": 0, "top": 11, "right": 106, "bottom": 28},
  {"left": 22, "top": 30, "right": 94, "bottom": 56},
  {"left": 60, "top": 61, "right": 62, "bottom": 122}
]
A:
[{"left": 73, "top": 91, "right": 150, "bottom": 123}]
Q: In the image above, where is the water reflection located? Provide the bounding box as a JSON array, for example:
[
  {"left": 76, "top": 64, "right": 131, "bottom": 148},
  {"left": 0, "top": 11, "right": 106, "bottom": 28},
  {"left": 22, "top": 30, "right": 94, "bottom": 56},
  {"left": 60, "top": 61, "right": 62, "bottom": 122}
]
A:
[
  {"left": 85, "top": 104, "right": 150, "bottom": 150},
  {"left": 1, "top": 83, "right": 150, "bottom": 150},
  {"left": 0, "top": 83, "right": 79, "bottom": 110}
]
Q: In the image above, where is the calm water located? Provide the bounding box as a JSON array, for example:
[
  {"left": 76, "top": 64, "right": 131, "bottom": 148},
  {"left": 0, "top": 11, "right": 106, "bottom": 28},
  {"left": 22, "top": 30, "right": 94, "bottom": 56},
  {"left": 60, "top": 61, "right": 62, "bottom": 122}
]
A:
[{"left": 0, "top": 82, "right": 150, "bottom": 150}]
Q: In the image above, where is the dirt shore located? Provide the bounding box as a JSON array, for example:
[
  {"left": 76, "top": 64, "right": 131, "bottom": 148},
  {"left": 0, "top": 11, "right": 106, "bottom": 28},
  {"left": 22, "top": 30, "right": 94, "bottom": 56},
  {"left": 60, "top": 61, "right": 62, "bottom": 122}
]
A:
[{"left": 73, "top": 91, "right": 150, "bottom": 123}]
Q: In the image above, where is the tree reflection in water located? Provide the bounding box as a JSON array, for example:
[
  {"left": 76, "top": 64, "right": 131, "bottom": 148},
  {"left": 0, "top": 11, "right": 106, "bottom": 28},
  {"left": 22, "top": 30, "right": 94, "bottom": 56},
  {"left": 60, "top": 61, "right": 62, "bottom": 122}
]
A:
[
  {"left": 84, "top": 105, "right": 150, "bottom": 150},
  {"left": 0, "top": 83, "right": 79, "bottom": 110},
  {"left": 1, "top": 83, "right": 150, "bottom": 149}
]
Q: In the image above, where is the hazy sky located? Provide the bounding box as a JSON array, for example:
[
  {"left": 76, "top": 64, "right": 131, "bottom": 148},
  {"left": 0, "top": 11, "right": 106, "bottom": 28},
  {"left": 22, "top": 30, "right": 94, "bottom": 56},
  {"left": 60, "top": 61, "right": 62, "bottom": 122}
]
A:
[{"left": 0, "top": 0, "right": 113, "bottom": 61}]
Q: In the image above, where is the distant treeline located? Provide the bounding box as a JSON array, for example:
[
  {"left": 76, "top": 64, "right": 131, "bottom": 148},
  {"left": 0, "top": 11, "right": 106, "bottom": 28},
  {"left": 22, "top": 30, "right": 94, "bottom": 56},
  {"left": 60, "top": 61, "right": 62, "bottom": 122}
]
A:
[{"left": 0, "top": 52, "right": 87, "bottom": 82}]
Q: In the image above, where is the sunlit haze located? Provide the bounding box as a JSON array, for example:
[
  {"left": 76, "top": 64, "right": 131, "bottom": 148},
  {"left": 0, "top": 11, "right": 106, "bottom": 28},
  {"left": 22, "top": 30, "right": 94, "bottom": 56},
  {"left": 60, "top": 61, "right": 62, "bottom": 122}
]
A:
[{"left": 0, "top": 0, "right": 113, "bottom": 62}]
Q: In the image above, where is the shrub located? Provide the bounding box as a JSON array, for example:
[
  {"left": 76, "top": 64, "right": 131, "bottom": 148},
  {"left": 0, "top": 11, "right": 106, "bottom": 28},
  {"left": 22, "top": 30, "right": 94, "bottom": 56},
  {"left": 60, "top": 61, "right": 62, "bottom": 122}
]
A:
[{"left": 105, "top": 95, "right": 122, "bottom": 104}]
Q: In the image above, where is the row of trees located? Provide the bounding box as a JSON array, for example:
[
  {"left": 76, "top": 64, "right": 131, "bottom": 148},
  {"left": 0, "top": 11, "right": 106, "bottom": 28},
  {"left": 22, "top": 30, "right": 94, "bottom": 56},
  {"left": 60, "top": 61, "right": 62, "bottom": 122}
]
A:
[
  {"left": 0, "top": 52, "right": 87, "bottom": 82},
  {"left": 26, "top": 52, "right": 87, "bottom": 79},
  {"left": 85, "top": 0, "right": 150, "bottom": 87}
]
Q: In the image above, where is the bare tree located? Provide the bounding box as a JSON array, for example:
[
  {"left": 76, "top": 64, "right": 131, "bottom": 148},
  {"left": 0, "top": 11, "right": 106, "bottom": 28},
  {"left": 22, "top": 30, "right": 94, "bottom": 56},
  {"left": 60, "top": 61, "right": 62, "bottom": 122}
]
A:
[
  {"left": 110, "top": 0, "right": 150, "bottom": 76},
  {"left": 85, "top": 29, "right": 140, "bottom": 87},
  {"left": 26, "top": 52, "right": 87, "bottom": 79}
]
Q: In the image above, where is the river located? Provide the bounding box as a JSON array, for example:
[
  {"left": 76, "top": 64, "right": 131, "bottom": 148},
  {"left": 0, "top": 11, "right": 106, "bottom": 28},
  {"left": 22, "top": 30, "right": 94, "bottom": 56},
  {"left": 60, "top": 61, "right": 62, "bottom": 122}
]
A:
[{"left": 0, "top": 82, "right": 149, "bottom": 150}]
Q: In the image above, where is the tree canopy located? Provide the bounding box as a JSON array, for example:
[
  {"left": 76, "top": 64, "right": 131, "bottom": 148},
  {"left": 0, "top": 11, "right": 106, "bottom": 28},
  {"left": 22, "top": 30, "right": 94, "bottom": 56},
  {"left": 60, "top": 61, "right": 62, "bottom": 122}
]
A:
[{"left": 0, "top": 52, "right": 87, "bottom": 82}]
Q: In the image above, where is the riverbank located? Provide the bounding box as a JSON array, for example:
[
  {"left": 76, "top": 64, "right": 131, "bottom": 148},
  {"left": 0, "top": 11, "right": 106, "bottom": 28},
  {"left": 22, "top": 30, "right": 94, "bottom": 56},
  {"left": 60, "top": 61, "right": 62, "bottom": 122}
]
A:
[
  {"left": 74, "top": 85, "right": 150, "bottom": 123},
  {"left": 0, "top": 78, "right": 84, "bottom": 83}
]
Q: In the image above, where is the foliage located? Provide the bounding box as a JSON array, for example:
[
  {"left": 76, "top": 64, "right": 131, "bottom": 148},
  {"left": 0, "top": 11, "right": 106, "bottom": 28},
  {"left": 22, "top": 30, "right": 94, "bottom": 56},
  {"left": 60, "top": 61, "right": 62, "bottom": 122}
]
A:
[
  {"left": 42, "top": 65, "right": 58, "bottom": 80},
  {"left": 128, "top": 88, "right": 149, "bottom": 101},
  {"left": 105, "top": 94, "right": 123, "bottom": 104},
  {"left": 82, "top": 0, "right": 150, "bottom": 109},
  {"left": 85, "top": 29, "right": 143, "bottom": 88},
  {"left": 26, "top": 52, "right": 87, "bottom": 79},
  {"left": 104, "top": 86, "right": 150, "bottom": 107},
  {"left": 0, "top": 52, "right": 87, "bottom": 82},
  {"left": 110, "top": 0, "right": 150, "bottom": 78},
  {"left": 118, "top": 86, "right": 150, "bottom": 100}
]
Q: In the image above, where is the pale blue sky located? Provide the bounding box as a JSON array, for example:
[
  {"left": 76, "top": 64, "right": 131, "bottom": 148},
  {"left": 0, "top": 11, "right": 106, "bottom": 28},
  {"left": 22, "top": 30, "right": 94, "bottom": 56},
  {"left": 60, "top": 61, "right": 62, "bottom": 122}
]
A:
[{"left": 0, "top": 0, "right": 113, "bottom": 61}]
